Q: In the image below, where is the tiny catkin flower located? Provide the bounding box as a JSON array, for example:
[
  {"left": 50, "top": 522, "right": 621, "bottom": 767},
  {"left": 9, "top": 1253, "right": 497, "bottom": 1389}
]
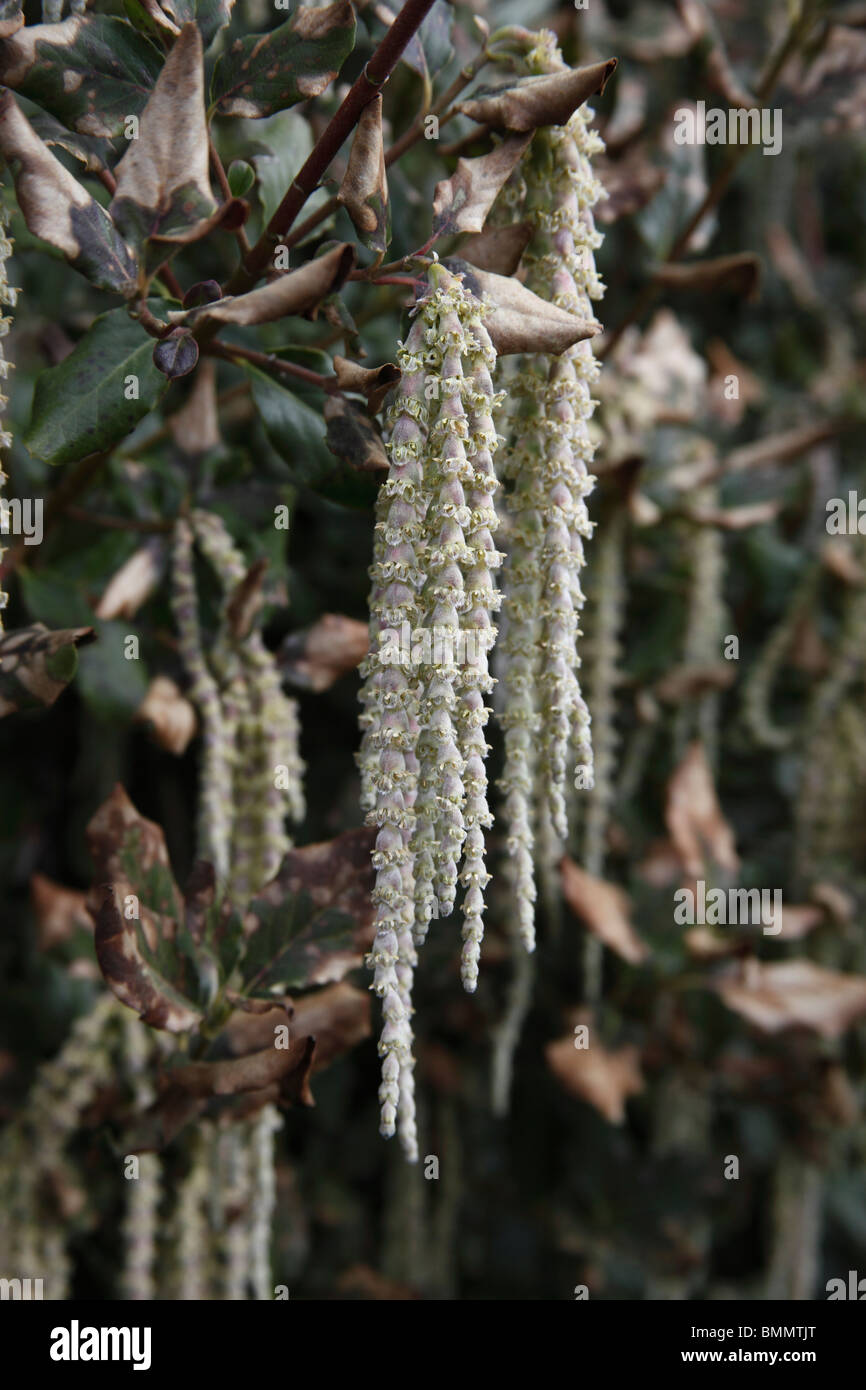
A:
[
  {"left": 362, "top": 262, "right": 503, "bottom": 1153},
  {"left": 171, "top": 520, "right": 234, "bottom": 881},
  {"left": 173, "top": 1126, "right": 211, "bottom": 1301},
  {"left": 0, "top": 203, "right": 17, "bottom": 631},
  {"left": 497, "top": 33, "right": 607, "bottom": 942},
  {"left": 249, "top": 1105, "right": 282, "bottom": 1300},
  {"left": 121, "top": 1014, "right": 160, "bottom": 1301}
]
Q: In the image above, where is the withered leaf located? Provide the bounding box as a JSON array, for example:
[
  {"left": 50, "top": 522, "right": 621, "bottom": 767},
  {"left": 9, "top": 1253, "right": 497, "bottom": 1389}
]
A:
[
  {"left": 459, "top": 220, "right": 533, "bottom": 277},
  {"left": 653, "top": 253, "right": 762, "bottom": 299},
  {"left": 95, "top": 540, "right": 165, "bottom": 621},
  {"left": 165, "top": 1033, "right": 314, "bottom": 1098},
  {"left": 0, "top": 92, "right": 137, "bottom": 296},
  {"left": 135, "top": 676, "right": 198, "bottom": 756},
  {"left": 30, "top": 873, "right": 93, "bottom": 952},
  {"left": 93, "top": 887, "right": 203, "bottom": 1032},
  {"left": 190, "top": 243, "right": 356, "bottom": 329},
  {"left": 432, "top": 135, "right": 531, "bottom": 238},
  {"left": 325, "top": 396, "right": 389, "bottom": 472},
  {"left": 337, "top": 94, "right": 390, "bottom": 253},
  {"left": 457, "top": 59, "right": 617, "bottom": 133},
  {"left": 224, "top": 983, "right": 370, "bottom": 1075},
  {"left": 0, "top": 0, "right": 22, "bottom": 38},
  {"left": 595, "top": 147, "right": 665, "bottom": 224},
  {"left": 86, "top": 782, "right": 179, "bottom": 896},
  {"left": 211, "top": 1, "right": 356, "bottom": 118},
  {"left": 280, "top": 613, "right": 369, "bottom": 692},
  {"left": 450, "top": 259, "right": 600, "bottom": 356},
  {"left": 242, "top": 826, "right": 376, "bottom": 993},
  {"left": 168, "top": 358, "right": 221, "bottom": 455},
  {"left": 653, "top": 662, "right": 735, "bottom": 703},
  {"left": 0, "top": 623, "right": 96, "bottom": 718},
  {"left": 546, "top": 1022, "right": 644, "bottom": 1124},
  {"left": 332, "top": 356, "right": 401, "bottom": 413},
  {"left": 110, "top": 25, "right": 216, "bottom": 261},
  {"left": 686, "top": 500, "right": 780, "bottom": 530},
  {"left": 560, "top": 857, "right": 650, "bottom": 965},
  {"left": 715, "top": 960, "right": 866, "bottom": 1040},
  {"left": 665, "top": 741, "right": 739, "bottom": 877},
  {"left": 225, "top": 558, "right": 267, "bottom": 641}
]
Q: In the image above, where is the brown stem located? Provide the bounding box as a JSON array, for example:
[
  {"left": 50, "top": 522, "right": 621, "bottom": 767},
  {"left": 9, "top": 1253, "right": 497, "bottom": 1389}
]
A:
[
  {"left": 65, "top": 506, "right": 175, "bottom": 534},
  {"left": 210, "top": 136, "right": 250, "bottom": 256},
  {"left": 204, "top": 339, "right": 340, "bottom": 393},
  {"left": 228, "top": 0, "right": 440, "bottom": 293}
]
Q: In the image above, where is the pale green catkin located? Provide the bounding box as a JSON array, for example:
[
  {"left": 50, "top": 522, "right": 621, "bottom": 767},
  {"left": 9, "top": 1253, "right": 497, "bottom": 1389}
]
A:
[
  {"left": 120, "top": 1014, "right": 160, "bottom": 1301},
  {"left": 172, "top": 1125, "right": 212, "bottom": 1300},
  {"left": 362, "top": 263, "right": 502, "bottom": 1157},
  {"left": 249, "top": 1105, "right": 282, "bottom": 1300},
  {"left": 580, "top": 506, "right": 626, "bottom": 1004},
  {"left": 672, "top": 485, "right": 726, "bottom": 768},
  {"left": 171, "top": 519, "right": 234, "bottom": 881},
  {"left": 0, "top": 202, "right": 16, "bottom": 630},
  {"left": 743, "top": 567, "right": 820, "bottom": 751},
  {"left": 172, "top": 511, "right": 304, "bottom": 902},
  {"left": 498, "top": 31, "right": 606, "bottom": 944},
  {"left": 0, "top": 994, "right": 121, "bottom": 1299}
]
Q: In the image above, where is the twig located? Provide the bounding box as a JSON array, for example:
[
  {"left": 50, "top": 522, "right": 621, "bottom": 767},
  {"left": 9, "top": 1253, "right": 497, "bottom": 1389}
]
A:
[
  {"left": 227, "top": 0, "right": 440, "bottom": 293},
  {"left": 204, "top": 339, "right": 340, "bottom": 393},
  {"left": 65, "top": 506, "right": 175, "bottom": 534},
  {"left": 210, "top": 136, "right": 250, "bottom": 256}
]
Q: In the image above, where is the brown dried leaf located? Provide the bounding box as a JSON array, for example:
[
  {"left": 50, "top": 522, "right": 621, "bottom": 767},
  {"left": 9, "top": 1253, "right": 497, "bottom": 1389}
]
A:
[
  {"left": 95, "top": 540, "right": 164, "bottom": 620},
  {"left": 332, "top": 355, "right": 401, "bottom": 414},
  {"left": 0, "top": 622, "right": 96, "bottom": 718},
  {"left": 337, "top": 94, "right": 389, "bottom": 253},
  {"left": 822, "top": 538, "right": 865, "bottom": 587},
  {"left": 324, "top": 396, "right": 389, "bottom": 471},
  {"left": 715, "top": 960, "right": 866, "bottom": 1040},
  {"left": 86, "top": 782, "right": 177, "bottom": 893},
  {"left": 166, "top": 1034, "right": 314, "bottom": 1099},
  {"left": 595, "top": 147, "right": 665, "bottom": 224},
  {"left": 654, "top": 663, "right": 735, "bottom": 703},
  {"left": 665, "top": 741, "right": 739, "bottom": 877},
  {"left": 560, "top": 857, "right": 650, "bottom": 965},
  {"left": 280, "top": 613, "right": 369, "bottom": 692},
  {"left": 690, "top": 500, "right": 781, "bottom": 529},
  {"left": 452, "top": 259, "right": 600, "bottom": 356},
  {"left": 546, "top": 1026, "right": 644, "bottom": 1124},
  {"left": 432, "top": 135, "right": 531, "bottom": 237},
  {"left": 30, "top": 873, "right": 93, "bottom": 951},
  {"left": 0, "top": 91, "right": 137, "bottom": 295},
  {"left": 654, "top": 253, "right": 762, "bottom": 299},
  {"left": 135, "top": 676, "right": 197, "bottom": 756},
  {"left": 457, "top": 59, "right": 617, "bottom": 133},
  {"left": 225, "top": 558, "right": 267, "bottom": 641},
  {"left": 192, "top": 243, "right": 356, "bottom": 329},
  {"left": 110, "top": 25, "right": 215, "bottom": 256},
  {"left": 168, "top": 357, "right": 221, "bottom": 455},
  {"left": 458, "top": 220, "right": 533, "bottom": 276}
]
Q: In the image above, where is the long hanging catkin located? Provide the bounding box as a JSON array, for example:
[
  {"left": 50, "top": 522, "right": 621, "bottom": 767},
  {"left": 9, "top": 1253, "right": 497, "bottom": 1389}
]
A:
[
  {"left": 361, "top": 262, "right": 503, "bottom": 1157},
  {"left": 0, "top": 202, "right": 16, "bottom": 630},
  {"left": 497, "top": 31, "right": 607, "bottom": 942}
]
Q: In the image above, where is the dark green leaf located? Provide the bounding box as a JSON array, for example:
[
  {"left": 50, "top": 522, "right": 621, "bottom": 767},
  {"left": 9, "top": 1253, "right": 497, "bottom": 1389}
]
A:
[
  {"left": 244, "top": 360, "right": 376, "bottom": 507},
  {"left": 160, "top": 0, "right": 236, "bottom": 48},
  {"left": 0, "top": 15, "right": 164, "bottom": 139},
  {"left": 24, "top": 303, "right": 170, "bottom": 466},
  {"left": 210, "top": 0, "right": 356, "bottom": 118}
]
